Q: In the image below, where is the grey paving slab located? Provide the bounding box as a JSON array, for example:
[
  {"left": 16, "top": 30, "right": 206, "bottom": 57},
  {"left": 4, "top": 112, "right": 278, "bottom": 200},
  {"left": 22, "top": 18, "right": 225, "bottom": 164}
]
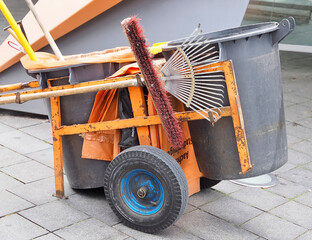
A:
[
  {"left": 20, "top": 200, "right": 89, "bottom": 231},
  {"left": 272, "top": 162, "right": 296, "bottom": 175},
  {"left": 297, "top": 231, "right": 312, "bottom": 240},
  {"left": 286, "top": 123, "right": 312, "bottom": 140},
  {"left": 0, "top": 214, "right": 48, "bottom": 240},
  {"left": 270, "top": 201, "right": 312, "bottom": 229},
  {"left": 1, "top": 160, "right": 54, "bottom": 183},
  {"left": 175, "top": 209, "right": 258, "bottom": 240},
  {"left": 279, "top": 167, "right": 312, "bottom": 188},
  {"left": 0, "top": 190, "right": 34, "bottom": 217},
  {"left": 285, "top": 104, "right": 312, "bottom": 122},
  {"left": 200, "top": 196, "right": 262, "bottom": 226},
  {"left": 229, "top": 187, "right": 287, "bottom": 211},
  {"left": 212, "top": 180, "right": 245, "bottom": 194},
  {"left": 287, "top": 148, "right": 312, "bottom": 165},
  {"left": 55, "top": 218, "right": 128, "bottom": 240},
  {"left": 284, "top": 100, "right": 296, "bottom": 108},
  {"left": 283, "top": 93, "right": 310, "bottom": 105},
  {"left": 65, "top": 189, "right": 120, "bottom": 226},
  {"left": 0, "top": 130, "right": 52, "bottom": 155},
  {"left": 266, "top": 177, "right": 309, "bottom": 199},
  {"left": 302, "top": 161, "right": 312, "bottom": 171},
  {"left": 20, "top": 122, "right": 52, "bottom": 141},
  {"left": 294, "top": 191, "right": 312, "bottom": 208},
  {"left": 26, "top": 147, "right": 54, "bottom": 169},
  {"left": 0, "top": 121, "right": 15, "bottom": 133},
  {"left": 188, "top": 188, "right": 224, "bottom": 207},
  {"left": 114, "top": 223, "right": 201, "bottom": 240},
  {"left": 34, "top": 233, "right": 63, "bottom": 240},
  {"left": 0, "top": 114, "right": 46, "bottom": 129},
  {"left": 0, "top": 171, "right": 23, "bottom": 191},
  {"left": 241, "top": 213, "right": 306, "bottom": 240},
  {"left": 287, "top": 135, "right": 304, "bottom": 145},
  {"left": 9, "top": 177, "right": 75, "bottom": 205},
  {"left": 184, "top": 204, "right": 197, "bottom": 215},
  {"left": 0, "top": 147, "right": 31, "bottom": 168},
  {"left": 44, "top": 137, "right": 53, "bottom": 145},
  {"left": 296, "top": 117, "right": 312, "bottom": 130},
  {"left": 291, "top": 140, "right": 312, "bottom": 156}
]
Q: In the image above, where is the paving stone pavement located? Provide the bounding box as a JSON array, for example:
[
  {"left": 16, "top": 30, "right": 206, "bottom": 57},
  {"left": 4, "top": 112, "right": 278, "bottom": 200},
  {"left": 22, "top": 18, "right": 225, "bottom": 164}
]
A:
[{"left": 0, "top": 51, "right": 311, "bottom": 239}]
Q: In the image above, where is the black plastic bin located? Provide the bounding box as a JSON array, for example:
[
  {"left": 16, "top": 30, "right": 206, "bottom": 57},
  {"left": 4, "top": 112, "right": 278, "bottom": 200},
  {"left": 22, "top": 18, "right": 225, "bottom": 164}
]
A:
[
  {"left": 29, "top": 62, "right": 123, "bottom": 189},
  {"left": 163, "top": 18, "right": 295, "bottom": 180}
]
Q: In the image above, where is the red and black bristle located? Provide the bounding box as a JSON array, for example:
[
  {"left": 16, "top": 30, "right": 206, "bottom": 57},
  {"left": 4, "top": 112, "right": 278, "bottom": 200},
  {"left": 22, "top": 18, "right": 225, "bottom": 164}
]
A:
[{"left": 121, "top": 16, "right": 183, "bottom": 149}]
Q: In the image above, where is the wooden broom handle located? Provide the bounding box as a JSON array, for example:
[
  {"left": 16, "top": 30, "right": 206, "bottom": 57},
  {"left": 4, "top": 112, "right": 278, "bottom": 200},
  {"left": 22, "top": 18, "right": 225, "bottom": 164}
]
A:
[
  {"left": 25, "top": 0, "right": 64, "bottom": 60},
  {"left": 0, "top": 77, "right": 139, "bottom": 105}
]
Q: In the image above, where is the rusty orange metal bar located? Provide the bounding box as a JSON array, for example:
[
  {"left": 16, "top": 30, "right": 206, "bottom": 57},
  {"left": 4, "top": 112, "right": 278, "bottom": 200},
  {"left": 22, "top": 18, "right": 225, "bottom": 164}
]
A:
[
  {"left": 50, "top": 96, "right": 66, "bottom": 198},
  {"left": 0, "top": 81, "right": 39, "bottom": 93},
  {"left": 55, "top": 107, "right": 232, "bottom": 136},
  {"left": 222, "top": 61, "right": 252, "bottom": 174}
]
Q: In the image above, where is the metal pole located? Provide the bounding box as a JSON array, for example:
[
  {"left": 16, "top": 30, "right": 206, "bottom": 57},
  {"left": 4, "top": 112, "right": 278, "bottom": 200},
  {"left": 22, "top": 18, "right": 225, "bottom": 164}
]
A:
[{"left": 25, "top": 0, "right": 64, "bottom": 60}]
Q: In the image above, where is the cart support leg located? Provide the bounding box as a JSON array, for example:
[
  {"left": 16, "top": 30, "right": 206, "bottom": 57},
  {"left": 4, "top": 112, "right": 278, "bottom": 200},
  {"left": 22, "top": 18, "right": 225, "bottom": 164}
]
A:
[{"left": 50, "top": 96, "right": 66, "bottom": 198}]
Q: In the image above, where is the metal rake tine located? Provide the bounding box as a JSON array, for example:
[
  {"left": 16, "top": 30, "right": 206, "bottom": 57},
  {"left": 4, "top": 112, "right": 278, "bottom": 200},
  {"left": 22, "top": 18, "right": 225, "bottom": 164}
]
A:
[
  {"left": 164, "top": 55, "right": 187, "bottom": 73},
  {"left": 192, "top": 63, "right": 222, "bottom": 71},
  {"left": 183, "top": 35, "right": 206, "bottom": 56},
  {"left": 195, "top": 82, "right": 225, "bottom": 88},
  {"left": 194, "top": 85, "right": 224, "bottom": 93},
  {"left": 192, "top": 56, "right": 220, "bottom": 66},
  {"left": 193, "top": 71, "right": 224, "bottom": 77},
  {"left": 182, "top": 77, "right": 225, "bottom": 82},
  {"left": 174, "top": 86, "right": 224, "bottom": 107},
  {"left": 191, "top": 51, "right": 219, "bottom": 65},
  {"left": 183, "top": 36, "right": 209, "bottom": 56},
  {"left": 163, "top": 24, "right": 204, "bottom": 71},
  {"left": 166, "top": 41, "right": 215, "bottom": 72},
  {"left": 188, "top": 45, "right": 215, "bottom": 62},
  {"left": 162, "top": 26, "right": 202, "bottom": 71},
  {"left": 191, "top": 93, "right": 224, "bottom": 106},
  {"left": 194, "top": 78, "right": 225, "bottom": 83},
  {"left": 189, "top": 99, "right": 221, "bottom": 116},
  {"left": 191, "top": 94, "right": 224, "bottom": 108},
  {"left": 193, "top": 74, "right": 225, "bottom": 79},
  {"left": 193, "top": 89, "right": 225, "bottom": 98}
]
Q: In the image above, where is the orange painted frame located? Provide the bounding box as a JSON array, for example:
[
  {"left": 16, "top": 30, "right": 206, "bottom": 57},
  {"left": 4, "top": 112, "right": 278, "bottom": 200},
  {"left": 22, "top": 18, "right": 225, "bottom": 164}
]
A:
[
  {"left": 48, "top": 60, "right": 251, "bottom": 198},
  {"left": 0, "top": 60, "right": 252, "bottom": 198}
]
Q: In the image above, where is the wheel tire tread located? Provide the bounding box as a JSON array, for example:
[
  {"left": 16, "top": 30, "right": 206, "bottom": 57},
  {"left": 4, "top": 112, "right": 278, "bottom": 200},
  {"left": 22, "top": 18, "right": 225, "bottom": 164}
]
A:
[{"left": 104, "top": 145, "right": 188, "bottom": 233}]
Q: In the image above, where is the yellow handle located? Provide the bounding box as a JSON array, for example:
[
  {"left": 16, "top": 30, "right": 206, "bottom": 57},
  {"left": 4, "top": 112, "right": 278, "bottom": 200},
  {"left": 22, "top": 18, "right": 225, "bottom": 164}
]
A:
[{"left": 0, "top": 0, "right": 38, "bottom": 61}]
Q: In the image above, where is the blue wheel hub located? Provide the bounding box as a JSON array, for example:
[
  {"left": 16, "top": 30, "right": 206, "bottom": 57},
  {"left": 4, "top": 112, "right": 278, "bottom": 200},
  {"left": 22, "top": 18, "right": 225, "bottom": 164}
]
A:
[{"left": 120, "top": 169, "right": 165, "bottom": 215}]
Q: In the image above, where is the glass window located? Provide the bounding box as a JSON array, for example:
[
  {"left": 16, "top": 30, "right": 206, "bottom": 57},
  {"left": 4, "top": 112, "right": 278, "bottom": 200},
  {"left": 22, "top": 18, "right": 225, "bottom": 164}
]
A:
[{"left": 243, "top": 0, "right": 312, "bottom": 51}]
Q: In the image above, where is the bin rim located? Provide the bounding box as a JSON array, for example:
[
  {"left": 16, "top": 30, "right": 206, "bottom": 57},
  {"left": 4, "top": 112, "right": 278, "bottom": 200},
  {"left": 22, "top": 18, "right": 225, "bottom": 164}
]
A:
[{"left": 164, "top": 21, "right": 279, "bottom": 49}]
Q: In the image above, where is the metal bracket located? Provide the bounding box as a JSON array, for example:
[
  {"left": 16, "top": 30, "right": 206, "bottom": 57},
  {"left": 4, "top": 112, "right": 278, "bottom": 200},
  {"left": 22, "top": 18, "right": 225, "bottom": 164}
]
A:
[{"left": 272, "top": 17, "right": 295, "bottom": 45}]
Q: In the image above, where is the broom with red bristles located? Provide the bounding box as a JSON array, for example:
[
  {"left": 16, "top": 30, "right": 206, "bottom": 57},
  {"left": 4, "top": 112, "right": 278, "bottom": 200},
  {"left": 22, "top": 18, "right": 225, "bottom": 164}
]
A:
[{"left": 121, "top": 16, "right": 184, "bottom": 149}]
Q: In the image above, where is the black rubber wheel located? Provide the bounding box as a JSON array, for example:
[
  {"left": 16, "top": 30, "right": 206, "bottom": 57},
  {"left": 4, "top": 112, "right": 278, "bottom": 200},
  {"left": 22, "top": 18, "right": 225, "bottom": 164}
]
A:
[
  {"left": 104, "top": 145, "right": 188, "bottom": 233},
  {"left": 200, "top": 177, "right": 221, "bottom": 190}
]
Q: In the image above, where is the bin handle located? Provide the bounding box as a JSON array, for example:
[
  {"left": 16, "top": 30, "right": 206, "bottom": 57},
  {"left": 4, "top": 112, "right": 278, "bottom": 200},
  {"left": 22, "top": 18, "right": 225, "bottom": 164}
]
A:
[{"left": 272, "top": 17, "right": 295, "bottom": 46}]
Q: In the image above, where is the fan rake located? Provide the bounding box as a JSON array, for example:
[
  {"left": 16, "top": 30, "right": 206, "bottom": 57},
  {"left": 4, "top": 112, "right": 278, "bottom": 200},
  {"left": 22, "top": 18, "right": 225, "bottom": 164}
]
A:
[{"left": 161, "top": 25, "right": 225, "bottom": 122}]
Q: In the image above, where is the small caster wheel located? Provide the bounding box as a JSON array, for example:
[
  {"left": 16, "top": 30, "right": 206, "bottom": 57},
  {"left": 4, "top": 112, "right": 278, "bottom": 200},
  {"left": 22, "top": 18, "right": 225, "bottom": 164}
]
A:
[
  {"left": 200, "top": 177, "right": 221, "bottom": 190},
  {"left": 104, "top": 145, "right": 188, "bottom": 233}
]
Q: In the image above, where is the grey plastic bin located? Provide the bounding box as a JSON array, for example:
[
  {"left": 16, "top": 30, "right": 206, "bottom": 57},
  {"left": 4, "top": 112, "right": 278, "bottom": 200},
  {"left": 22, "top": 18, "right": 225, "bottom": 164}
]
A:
[
  {"left": 163, "top": 17, "right": 295, "bottom": 180},
  {"left": 29, "top": 62, "right": 123, "bottom": 189}
]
